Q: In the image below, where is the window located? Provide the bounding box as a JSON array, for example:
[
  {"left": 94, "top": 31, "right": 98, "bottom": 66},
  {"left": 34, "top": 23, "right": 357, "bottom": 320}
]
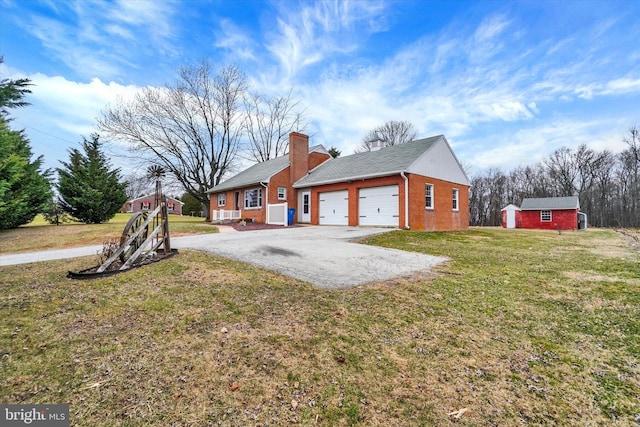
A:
[
  {"left": 303, "top": 193, "right": 310, "bottom": 214},
  {"left": 217, "top": 193, "right": 226, "bottom": 207},
  {"left": 452, "top": 188, "right": 459, "bottom": 211},
  {"left": 425, "top": 184, "right": 434, "bottom": 209},
  {"left": 141, "top": 201, "right": 150, "bottom": 211},
  {"left": 167, "top": 202, "right": 174, "bottom": 211},
  {"left": 278, "top": 187, "right": 286, "bottom": 200},
  {"left": 541, "top": 210, "right": 552, "bottom": 222},
  {"left": 244, "top": 188, "right": 263, "bottom": 209}
]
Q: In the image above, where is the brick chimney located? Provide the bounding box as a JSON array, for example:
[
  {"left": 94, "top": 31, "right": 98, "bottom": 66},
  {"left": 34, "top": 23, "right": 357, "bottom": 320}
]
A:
[{"left": 289, "top": 132, "right": 309, "bottom": 184}]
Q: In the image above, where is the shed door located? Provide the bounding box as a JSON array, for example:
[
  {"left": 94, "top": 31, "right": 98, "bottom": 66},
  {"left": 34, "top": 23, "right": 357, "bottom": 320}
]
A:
[
  {"left": 358, "top": 185, "right": 399, "bottom": 227},
  {"left": 319, "top": 190, "right": 349, "bottom": 225},
  {"left": 506, "top": 209, "right": 516, "bottom": 228}
]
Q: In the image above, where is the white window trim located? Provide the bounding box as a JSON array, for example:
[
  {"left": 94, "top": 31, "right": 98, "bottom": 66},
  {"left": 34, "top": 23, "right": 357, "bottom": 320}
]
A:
[
  {"left": 217, "top": 193, "right": 226, "bottom": 207},
  {"left": 244, "top": 188, "right": 263, "bottom": 209},
  {"left": 452, "top": 188, "right": 459, "bottom": 211},
  {"left": 541, "top": 210, "right": 552, "bottom": 222},
  {"left": 278, "top": 187, "right": 287, "bottom": 200},
  {"left": 425, "top": 184, "right": 434, "bottom": 210}
]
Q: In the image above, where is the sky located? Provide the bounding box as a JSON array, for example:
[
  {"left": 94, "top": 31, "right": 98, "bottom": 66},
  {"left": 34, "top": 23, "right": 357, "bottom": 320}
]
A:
[{"left": 1, "top": 0, "right": 639, "bottom": 179}]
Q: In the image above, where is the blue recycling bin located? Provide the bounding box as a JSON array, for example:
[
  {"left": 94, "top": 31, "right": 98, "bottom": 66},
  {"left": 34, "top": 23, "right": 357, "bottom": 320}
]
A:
[{"left": 287, "top": 208, "right": 296, "bottom": 225}]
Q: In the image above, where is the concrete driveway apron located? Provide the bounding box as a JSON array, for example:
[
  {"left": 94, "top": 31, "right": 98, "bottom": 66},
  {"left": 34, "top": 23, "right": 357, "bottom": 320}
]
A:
[{"left": 172, "top": 226, "right": 447, "bottom": 289}]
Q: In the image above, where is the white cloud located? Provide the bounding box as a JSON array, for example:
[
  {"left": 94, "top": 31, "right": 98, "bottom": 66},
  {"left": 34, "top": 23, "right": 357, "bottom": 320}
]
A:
[
  {"left": 10, "top": 72, "right": 142, "bottom": 169},
  {"left": 19, "top": 0, "right": 178, "bottom": 80},
  {"left": 604, "top": 77, "right": 640, "bottom": 94},
  {"left": 465, "top": 117, "right": 630, "bottom": 171},
  {"left": 265, "top": 0, "right": 388, "bottom": 82},
  {"left": 213, "top": 19, "right": 257, "bottom": 61}
]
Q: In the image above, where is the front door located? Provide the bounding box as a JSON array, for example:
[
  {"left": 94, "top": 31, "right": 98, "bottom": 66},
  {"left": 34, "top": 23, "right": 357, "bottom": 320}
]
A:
[
  {"left": 234, "top": 191, "right": 241, "bottom": 211},
  {"left": 301, "top": 191, "right": 311, "bottom": 223}
]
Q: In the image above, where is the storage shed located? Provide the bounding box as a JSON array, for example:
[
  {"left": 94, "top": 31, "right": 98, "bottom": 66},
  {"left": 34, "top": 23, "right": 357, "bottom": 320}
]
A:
[
  {"left": 501, "top": 204, "right": 521, "bottom": 229},
  {"left": 518, "top": 196, "right": 585, "bottom": 231}
]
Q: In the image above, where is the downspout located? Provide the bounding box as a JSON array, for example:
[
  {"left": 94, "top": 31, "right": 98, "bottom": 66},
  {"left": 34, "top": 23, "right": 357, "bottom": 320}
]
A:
[
  {"left": 400, "top": 172, "right": 410, "bottom": 229},
  {"left": 261, "top": 182, "right": 268, "bottom": 223}
]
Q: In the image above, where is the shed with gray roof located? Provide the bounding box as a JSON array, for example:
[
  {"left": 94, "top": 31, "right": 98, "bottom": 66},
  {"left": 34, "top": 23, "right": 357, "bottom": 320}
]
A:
[{"left": 501, "top": 196, "right": 586, "bottom": 230}]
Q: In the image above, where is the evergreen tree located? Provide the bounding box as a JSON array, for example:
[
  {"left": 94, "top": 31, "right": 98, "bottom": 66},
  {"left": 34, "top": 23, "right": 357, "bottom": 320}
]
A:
[
  {"left": 328, "top": 146, "right": 341, "bottom": 158},
  {"left": 0, "top": 57, "right": 52, "bottom": 229},
  {"left": 181, "top": 192, "right": 204, "bottom": 216},
  {"left": 57, "top": 134, "right": 128, "bottom": 224},
  {"left": 41, "top": 196, "right": 72, "bottom": 225},
  {"left": 0, "top": 57, "right": 32, "bottom": 115},
  {"left": 0, "top": 119, "right": 52, "bottom": 229}
]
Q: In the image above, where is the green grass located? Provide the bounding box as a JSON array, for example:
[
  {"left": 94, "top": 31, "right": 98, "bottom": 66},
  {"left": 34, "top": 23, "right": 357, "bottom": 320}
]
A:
[
  {"left": 0, "top": 214, "right": 217, "bottom": 253},
  {"left": 0, "top": 227, "right": 638, "bottom": 425}
]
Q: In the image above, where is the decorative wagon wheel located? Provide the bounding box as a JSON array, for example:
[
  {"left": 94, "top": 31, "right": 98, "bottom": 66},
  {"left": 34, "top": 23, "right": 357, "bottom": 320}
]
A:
[{"left": 119, "top": 212, "right": 149, "bottom": 263}]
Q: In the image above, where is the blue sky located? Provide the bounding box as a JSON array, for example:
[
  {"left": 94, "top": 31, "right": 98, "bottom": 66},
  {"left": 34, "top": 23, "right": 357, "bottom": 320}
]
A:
[{"left": 2, "top": 0, "right": 639, "bottom": 177}]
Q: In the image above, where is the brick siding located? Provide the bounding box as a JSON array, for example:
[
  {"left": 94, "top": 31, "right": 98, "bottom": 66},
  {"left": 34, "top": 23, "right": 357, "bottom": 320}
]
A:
[{"left": 519, "top": 209, "right": 578, "bottom": 230}]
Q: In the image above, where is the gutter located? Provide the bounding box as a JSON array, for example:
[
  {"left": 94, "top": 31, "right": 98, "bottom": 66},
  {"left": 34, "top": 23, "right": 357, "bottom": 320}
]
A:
[
  {"left": 260, "top": 182, "right": 268, "bottom": 222},
  {"left": 400, "top": 171, "right": 410, "bottom": 229},
  {"left": 293, "top": 171, "right": 404, "bottom": 189}
]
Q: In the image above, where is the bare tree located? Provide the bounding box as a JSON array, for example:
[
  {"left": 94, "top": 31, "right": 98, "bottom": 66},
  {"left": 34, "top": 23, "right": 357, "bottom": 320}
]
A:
[
  {"left": 357, "top": 120, "right": 417, "bottom": 152},
  {"left": 243, "top": 90, "right": 308, "bottom": 162},
  {"left": 467, "top": 127, "right": 640, "bottom": 228},
  {"left": 123, "top": 171, "right": 154, "bottom": 199},
  {"left": 544, "top": 147, "right": 580, "bottom": 196},
  {"left": 98, "top": 62, "right": 247, "bottom": 220}
]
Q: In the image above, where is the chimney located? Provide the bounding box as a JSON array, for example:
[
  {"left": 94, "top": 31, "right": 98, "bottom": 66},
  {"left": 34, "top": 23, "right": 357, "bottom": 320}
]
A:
[{"left": 289, "top": 132, "right": 309, "bottom": 184}]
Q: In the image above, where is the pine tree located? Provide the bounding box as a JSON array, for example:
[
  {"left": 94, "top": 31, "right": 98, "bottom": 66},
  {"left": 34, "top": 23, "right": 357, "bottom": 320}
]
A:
[
  {"left": 0, "top": 119, "right": 52, "bottom": 229},
  {"left": 0, "top": 57, "right": 52, "bottom": 229},
  {"left": 57, "top": 134, "right": 128, "bottom": 224},
  {"left": 181, "top": 192, "right": 204, "bottom": 216}
]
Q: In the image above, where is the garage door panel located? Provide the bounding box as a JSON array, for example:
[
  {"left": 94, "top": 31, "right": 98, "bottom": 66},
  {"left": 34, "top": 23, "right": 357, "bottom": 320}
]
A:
[
  {"left": 358, "top": 185, "right": 399, "bottom": 227},
  {"left": 319, "top": 190, "right": 349, "bottom": 225}
]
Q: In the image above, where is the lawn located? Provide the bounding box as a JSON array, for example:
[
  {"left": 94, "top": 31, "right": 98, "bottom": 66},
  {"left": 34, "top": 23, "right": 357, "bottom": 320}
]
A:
[
  {"left": 0, "top": 227, "right": 638, "bottom": 425},
  {"left": 0, "top": 214, "right": 217, "bottom": 253}
]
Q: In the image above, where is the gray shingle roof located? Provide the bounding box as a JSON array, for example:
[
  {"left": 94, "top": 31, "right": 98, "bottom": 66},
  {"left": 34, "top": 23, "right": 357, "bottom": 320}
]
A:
[
  {"left": 520, "top": 196, "right": 579, "bottom": 210},
  {"left": 293, "top": 135, "right": 442, "bottom": 188},
  {"left": 207, "top": 156, "right": 289, "bottom": 193},
  {"left": 207, "top": 145, "right": 327, "bottom": 193}
]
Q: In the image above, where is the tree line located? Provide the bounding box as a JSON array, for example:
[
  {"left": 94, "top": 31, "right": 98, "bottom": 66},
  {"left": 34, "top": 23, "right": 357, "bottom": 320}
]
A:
[{"left": 469, "top": 128, "right": 640, "bottom": 228}]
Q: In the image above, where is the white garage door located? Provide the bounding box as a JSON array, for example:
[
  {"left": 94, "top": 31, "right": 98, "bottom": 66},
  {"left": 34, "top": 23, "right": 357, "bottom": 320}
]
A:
[
  {"left": 319, "top": 190, "right": 349, "bottom": 225},
  {"left": 358, "top": 185, "right": 399, "bottom": 227}
]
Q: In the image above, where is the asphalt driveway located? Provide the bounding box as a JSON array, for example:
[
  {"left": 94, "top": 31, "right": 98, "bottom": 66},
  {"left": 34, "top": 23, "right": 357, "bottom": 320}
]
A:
[{"left": 0, "top": 226, "right": 447, "bottom": 289}]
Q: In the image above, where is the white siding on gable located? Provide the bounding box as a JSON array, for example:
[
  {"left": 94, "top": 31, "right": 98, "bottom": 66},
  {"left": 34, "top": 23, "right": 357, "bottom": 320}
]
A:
[{"left": 406, "top": 138, "right": 470, "bottom": 186}]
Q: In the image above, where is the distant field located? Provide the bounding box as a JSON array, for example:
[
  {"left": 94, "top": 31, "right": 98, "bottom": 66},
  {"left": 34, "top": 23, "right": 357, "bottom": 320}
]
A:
[
  {"left": 0, "top": 227, "right": 638, "bottom": 425},
  {"left": 0, "top": 214, "right": 217, "bottom": 253}
]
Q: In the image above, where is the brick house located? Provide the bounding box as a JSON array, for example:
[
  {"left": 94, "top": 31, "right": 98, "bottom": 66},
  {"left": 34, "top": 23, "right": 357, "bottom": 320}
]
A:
[
  {"left": 123, "top": 195, "right": 184, "bottom": 215},
  {"left": 207, "top": 132, "right": 470, "bottom": 231},
  {"left": 502, "top": 196, "right": 587, "bottom": 230}
]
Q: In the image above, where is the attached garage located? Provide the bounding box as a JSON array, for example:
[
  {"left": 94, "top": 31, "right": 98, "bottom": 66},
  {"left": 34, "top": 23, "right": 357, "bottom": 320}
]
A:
[
  {"left": 319, "top": 190, "right": 349, "bottom": 225},
  {"left": 358, "top": 185, "right": 399, "bottom": 227}
]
